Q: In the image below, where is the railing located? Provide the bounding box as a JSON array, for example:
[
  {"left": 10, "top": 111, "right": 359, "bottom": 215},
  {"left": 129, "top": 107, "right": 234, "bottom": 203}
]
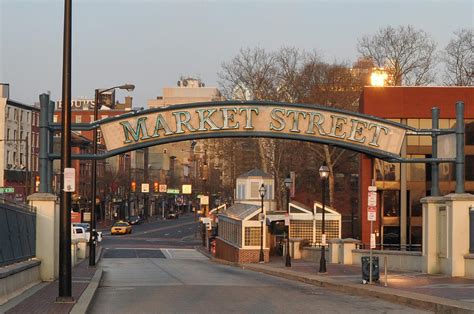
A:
[
  {"left": 356, "top": 243, "right": 422, "bottom": 252},
  {"left": 0, "top": 198, "right": 36, "bottom": 266}
]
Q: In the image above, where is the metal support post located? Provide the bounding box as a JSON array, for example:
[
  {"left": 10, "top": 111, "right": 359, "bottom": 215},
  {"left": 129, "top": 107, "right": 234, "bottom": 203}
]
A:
[
  {"left": 455, "top": 101, "right": 465, "bottom": 194},
  {"left": 89, "top": 89, "right": 99, "bottom": 267},
  {"left": 431, "top": 107, "right": 440, "bottom": 196},
  {"left": 470, "top": 206, "right": 474, "bottom": 253},
  {"left": 39, "top": 94, "right": 49, "bottom": 193},
  {"left": 58, "top": 0, "right": 73, "bottom": 302},
  {"left": 47, "top": 100, "right": 55, "bottom": 193},
  {"left": 144, "top": 147, "right": 149, "bottom": 218}
]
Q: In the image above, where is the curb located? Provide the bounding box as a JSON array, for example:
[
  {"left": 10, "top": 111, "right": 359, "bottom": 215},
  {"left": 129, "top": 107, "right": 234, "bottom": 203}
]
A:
[
  {"left": 240, "top": 264, "right": 474, "bottom": 314},
  {"left": 201, "top": 250, "right": 474, "bottom": 314},
  {"left": 70, "top": 268, "right": 103, "bottom": 314}
]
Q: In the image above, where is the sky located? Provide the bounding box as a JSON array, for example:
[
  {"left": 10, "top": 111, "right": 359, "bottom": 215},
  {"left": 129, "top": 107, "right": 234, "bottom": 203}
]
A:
[{"left": 1, "top": 0, "right": 472, "bottom": 107}]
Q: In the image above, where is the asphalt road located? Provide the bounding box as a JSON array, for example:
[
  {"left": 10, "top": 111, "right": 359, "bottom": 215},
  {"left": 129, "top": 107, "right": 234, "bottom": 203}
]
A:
[{"left": 91, "top": 214, "right": 428, "bottom": 314}]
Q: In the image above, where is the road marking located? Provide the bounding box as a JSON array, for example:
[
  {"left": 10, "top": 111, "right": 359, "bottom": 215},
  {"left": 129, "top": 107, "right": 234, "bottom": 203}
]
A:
[
  {"left": 162, "top": 249, "right": 173, "bottom": 258},
  {"left": 165, "top": 233, "right": 169, "bottom": 236},
  {"left": 177, "top": 230, "right": 181, "bottom": 233}
]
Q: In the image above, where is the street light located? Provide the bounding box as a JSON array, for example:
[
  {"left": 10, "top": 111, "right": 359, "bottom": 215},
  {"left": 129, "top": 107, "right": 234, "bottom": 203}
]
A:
[
  {"left": 258, "top": 183, "right": 266, "bottom": 263},
  {"left": 319, "top": 162, "right": 330, "bottom": 273},
  {"left": 89, "top": 84, "right": 135, "bottom": 268},
  {"left": 284, "top": 175, "right": 292, "bottom": 267}
]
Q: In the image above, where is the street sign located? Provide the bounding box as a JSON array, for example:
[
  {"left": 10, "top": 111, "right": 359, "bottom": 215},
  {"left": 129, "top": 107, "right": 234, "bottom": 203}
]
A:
[
  {"left": 182, "top": 184, "right": 192, "bottom": 194},
  {"left": 284, "top": 213, "right": 290, "bottom": 226},
  {"left": 370, "top": 233, "right": 376, "bottom": 249},
  {"left": 64, "top": 168, "right": 75, "bottom": 192},
  {"left": 141, "top": 183, "right": 149, "bottom": 193},
  {"left": 167, "top": 189, "right": 180, "bottom": 194},
  {"left": 200, "top": 195, "right": 209, "bottom": 205},
  {"left": 0, "top": 187, "right": 15, "bottom": 193},
  {"left": 368, "top": 206, "right": 377, "bottom": 221},
  {"left": 159, "top": 184, "right": 167, "bottom": 193}
]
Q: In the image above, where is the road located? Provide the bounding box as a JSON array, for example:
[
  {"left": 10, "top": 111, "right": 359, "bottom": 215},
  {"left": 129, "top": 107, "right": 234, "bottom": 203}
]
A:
[{"left": 91, "top": 214, "right": 428, "bottom": 313}]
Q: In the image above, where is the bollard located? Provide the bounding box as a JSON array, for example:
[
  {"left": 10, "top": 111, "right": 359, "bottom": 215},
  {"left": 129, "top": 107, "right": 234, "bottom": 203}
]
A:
[{"left": 384, "top": 256, "right": 388, "bottom": 287}]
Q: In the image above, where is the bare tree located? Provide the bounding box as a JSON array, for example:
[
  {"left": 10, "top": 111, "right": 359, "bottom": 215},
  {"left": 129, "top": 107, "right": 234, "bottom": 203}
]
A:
[
  {"left": 357, "top": 25, "right": 438, "bottom": 86},
  {"left": 442, "top": 28, "right": 473, "bottom": 86}
]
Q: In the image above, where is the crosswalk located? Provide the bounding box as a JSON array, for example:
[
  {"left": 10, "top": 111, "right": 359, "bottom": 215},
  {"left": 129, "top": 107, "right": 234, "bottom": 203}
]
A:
[{"left": 102, "top": 248, "right": 208, "bottom": 260}]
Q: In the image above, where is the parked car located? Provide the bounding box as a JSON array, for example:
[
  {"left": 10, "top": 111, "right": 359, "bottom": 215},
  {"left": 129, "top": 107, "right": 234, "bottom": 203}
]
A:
[
  {"left": 71, "top": 225, "right": 102, "bottom": 242},
  {"left": 71, "top": 225, "right": 89, "bottom": 241},
  {"left": 73, "top": 222, "right": 91, "bottom": 232},
  {"left": 128, "top": 215, "right": 143, "bottom": 225},
  {"left": 111, "top": 221, "right": 132, "bottom": 235}
]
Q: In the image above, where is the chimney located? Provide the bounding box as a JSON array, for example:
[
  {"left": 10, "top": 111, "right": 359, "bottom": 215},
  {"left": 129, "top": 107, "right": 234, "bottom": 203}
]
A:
[
  {"left": 125, "top": 96, "right": 133, "bottom": 109},
  {"left": 0, "top": 83, "right": 10, "bottom": 98}
]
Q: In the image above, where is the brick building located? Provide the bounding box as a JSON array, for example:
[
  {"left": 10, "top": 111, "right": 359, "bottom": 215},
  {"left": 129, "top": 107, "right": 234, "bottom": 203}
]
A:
[{"left": 359, "top": 86, "right": 474, "bottom": 248}]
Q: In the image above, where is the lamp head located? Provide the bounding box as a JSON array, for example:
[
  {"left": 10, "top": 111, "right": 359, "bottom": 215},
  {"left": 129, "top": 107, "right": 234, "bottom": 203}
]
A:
[
  {"left": 119, "top": 84, "right": 135, "bottom": 92},
  {"left": 319, "top": 162, "right": 330, "bottom": 180},
  {"left": 259, "top": 183, "right": 266, "bottom": 198},
  {"left": 284, "top": 175, "right": 292, "bottom": 189}
]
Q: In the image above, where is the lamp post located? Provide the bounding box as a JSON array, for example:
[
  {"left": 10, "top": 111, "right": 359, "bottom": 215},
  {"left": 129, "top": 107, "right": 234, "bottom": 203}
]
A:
[
  {"left": 319, "top": 162, "right": 330, "bottom": 273},
  {"left": 259, "top": 183, "right": 266, "bottom": 263},
  {"left": 89, "top": 84, "right": 134, "bottom": 268},
  {"left": 284, "top": 175, "right": 292, "bottom": 267}
]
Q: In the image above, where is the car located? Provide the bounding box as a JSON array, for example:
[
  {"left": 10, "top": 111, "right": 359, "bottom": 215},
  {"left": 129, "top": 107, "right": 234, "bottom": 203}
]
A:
[
  {"left": 110, "top": 221, "right": 132, "bottom": 235},
  {"left": 167, "top": 212, "right": 179, "bottom": 219},
  {"left": 71, "top": 225, "right": 90, "bottom": 241},
  {"left": 73, "top": 222, "right": 91, "bottom": 232},
  {"left": 128, "top": 215, "right": 143, "bottom": 225}
]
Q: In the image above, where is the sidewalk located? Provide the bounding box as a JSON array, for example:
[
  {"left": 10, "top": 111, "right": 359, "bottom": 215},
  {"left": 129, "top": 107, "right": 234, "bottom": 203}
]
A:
[
  {"left": 236, "top": 257, "right": 474, "bottom": 313},
  {"left": 2, "top": 253, "right": 102, "bottom": 314}
]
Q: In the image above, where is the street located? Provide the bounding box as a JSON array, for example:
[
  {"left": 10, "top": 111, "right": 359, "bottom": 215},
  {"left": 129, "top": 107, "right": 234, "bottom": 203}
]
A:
[{"left": 90, "top": 215, "right": 428, "bottom": 314}]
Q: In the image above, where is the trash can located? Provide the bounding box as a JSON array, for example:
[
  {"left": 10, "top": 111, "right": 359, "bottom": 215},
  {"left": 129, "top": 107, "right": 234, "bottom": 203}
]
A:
[{"left": 361, "top": 256, "right": 379, "bottom": 283}]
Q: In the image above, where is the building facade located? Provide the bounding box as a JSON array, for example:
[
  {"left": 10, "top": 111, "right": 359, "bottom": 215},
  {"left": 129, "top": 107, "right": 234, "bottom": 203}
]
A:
[
  {"left": 0, "top": 83, "right": 40, "bottom": 203},
  {"left": 359, "top": 86, "right": 474, "bottom": 249}
]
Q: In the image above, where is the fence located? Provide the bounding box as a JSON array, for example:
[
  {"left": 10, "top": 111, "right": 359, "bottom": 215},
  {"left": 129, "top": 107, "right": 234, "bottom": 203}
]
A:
[{"left": 0, "top": 198, "right": 36, "bottom": 266}]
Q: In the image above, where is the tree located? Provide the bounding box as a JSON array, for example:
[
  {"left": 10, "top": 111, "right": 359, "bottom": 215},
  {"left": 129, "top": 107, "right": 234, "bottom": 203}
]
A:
[
  {"left": 357, "top": 25, "right": 437, "bottom": 86},
  {"left": 442, "top": 28, "right": 473, "bottom": 86}
]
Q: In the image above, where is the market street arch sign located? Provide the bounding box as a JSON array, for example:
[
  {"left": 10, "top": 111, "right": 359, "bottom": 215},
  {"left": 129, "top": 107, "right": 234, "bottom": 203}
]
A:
[{"left": 98, "top": 101, "right": 407, "bottom": 159}]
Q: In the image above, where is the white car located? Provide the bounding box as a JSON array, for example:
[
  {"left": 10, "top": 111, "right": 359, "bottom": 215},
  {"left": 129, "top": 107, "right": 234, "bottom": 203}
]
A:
[{"left": 71, "top": 225, "right": 102, "bottom": 242}]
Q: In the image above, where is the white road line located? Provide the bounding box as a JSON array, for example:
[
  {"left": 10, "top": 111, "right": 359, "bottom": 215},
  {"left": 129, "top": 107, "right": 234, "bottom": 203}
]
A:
[{"left": 163, "top": 249, "right": 173, "bottom": 258}]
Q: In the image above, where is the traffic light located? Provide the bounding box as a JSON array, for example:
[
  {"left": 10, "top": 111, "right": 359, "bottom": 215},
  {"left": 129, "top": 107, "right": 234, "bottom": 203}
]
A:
[
  {"left": 131, "top": 181, "right": 136, "bottom": 192},
  {"left": 153, "top": 181, "right": 159, "bottom": 193}
]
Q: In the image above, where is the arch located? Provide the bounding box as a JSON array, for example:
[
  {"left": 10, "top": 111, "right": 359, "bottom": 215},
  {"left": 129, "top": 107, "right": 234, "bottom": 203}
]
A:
[{"left": 53, "top": 101, "right": 421, "bottom": 160}]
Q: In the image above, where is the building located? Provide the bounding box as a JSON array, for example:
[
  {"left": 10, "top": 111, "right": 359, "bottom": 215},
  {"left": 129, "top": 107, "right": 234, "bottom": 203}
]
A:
[
  {"left": 147, "top": 78, "right": 224, "bottom": 206},
  {"left": 359, "top": 86, "right": 474, "bottom": 249},
  {"left": 53, "top": 95, "right": 134, "bottom": 221},
  {"left": 0, "top": 83, "right": 40, "bottom": 203}
]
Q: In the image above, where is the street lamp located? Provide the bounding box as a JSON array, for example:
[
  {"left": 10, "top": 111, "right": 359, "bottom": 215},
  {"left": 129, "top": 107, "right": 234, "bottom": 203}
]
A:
[
  {"left": 284, "top": 175, "right": 292, "bottom": 267},
  {"left": 258, "top": 183, "right": 266, "bottom": 263},
  {"left": 89, "top": 84, "right": 134, "bottom": 268},
  {"left": 319, "top": 162, "right": 330, "bottom": 273}
]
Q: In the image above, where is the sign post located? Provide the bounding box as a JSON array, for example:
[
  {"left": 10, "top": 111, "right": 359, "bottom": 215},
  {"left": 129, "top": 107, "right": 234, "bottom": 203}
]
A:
[{"left": 368, "top": 185, "right": 377, "bottom": 284}]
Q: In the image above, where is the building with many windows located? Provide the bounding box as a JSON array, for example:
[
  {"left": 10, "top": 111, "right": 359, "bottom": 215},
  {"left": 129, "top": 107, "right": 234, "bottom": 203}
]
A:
[
  {"left": 359, "top": 86, "right": 474, "bottom": 249},
  {"left": 0, "top": 83, "right": 40, "bottom": 203}
]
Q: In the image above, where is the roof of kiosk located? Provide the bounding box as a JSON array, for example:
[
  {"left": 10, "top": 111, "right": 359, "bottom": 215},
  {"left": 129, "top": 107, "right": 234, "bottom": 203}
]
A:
[
  {"left": 220, "top": 203, "right": 261, "bottom": 220},
  {"left": 237, "top": 168, "right": 272, "bottom": 179}
]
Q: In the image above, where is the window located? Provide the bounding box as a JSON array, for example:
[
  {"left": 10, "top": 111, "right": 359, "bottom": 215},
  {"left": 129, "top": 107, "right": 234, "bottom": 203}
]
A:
[
  {"left": 266, "top": 184, "right": 273, "bottom": 200},
  {"left": 466, "top": 121, "right": 474, "bottom": 145},
  {"left": 13, "top": 130, "right": 17, "bottom": 140},
  {"left": 466, "top": 155, "right": 474, "bottom": 181},
  {"left": 250, "top": 182, "right": 259, "bottom": 198},
  {"left": 244, "top": 227, "right": 261, "bottom": 246},
  {"left": 14, "top": 108, "right": 18, "bottom": 120},
  {"left": 53, "top": 115, "right": 58, "bottom": 123},
  {"left": 6, "top": 129, "right": 10, "bottom": 140},
  {"left": 20, "top": 131, "right": 23, "bottom": 140},
  {"left": 7, "top": 107, "right": 10, "bottom": 119},
  {"left": 237, "top": 184, "right": 245, "bottom": 200},
  {"left": 383, "top": 190, "right": 400, "bottom": 217},
  {"left": 75, "top": 115, "right": 82, "bottom": 123},
  {"left": 375, "top": 160, "right": 400, "bottom": 182},
  {"left": 20, "top": 110, "right": 23, "bottom": 121},
  {"left": 27, "top": 112, "right": 29, "bottom": 123}
]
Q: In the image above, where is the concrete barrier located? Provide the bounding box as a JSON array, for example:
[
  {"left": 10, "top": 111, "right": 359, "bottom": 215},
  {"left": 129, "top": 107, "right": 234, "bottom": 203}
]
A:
[{"left": 0, "top": 260, "right": 41, "bottom": 305}]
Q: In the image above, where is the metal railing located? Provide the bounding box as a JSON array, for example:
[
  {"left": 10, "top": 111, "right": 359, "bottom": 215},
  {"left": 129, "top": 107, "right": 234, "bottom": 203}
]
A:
[
  {"left": 0, "top": 198, "right": 36, "bottom": 266},
  {"left": 357, "top": 243, "right": 422, "bottom": 252}
]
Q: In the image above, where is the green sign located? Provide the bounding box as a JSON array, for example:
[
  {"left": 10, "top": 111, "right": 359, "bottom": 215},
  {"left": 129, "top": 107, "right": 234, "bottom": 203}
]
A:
[
  {"left": 0, "top": 187, "right": 15, "bottom": 194},
  {"left": 167, "top": 189, "right": 180, "bottom": 194}
]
